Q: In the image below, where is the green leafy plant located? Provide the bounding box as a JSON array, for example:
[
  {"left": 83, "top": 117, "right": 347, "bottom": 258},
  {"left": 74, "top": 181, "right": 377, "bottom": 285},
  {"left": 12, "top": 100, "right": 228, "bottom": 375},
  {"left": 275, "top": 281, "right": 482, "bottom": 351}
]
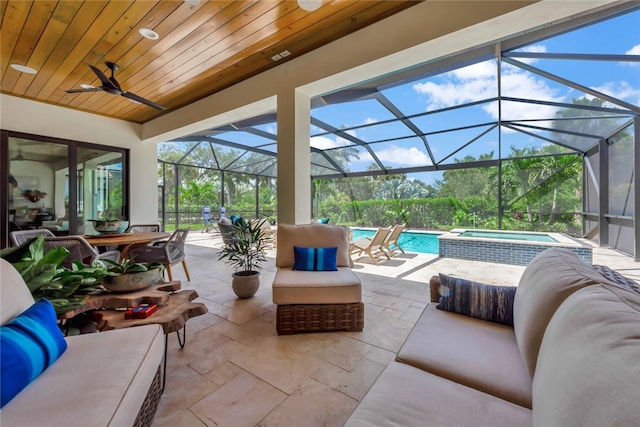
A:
[
  {"left": 218, "top": 218, "right": 268, "bottom": 276},
  {"left": 1, "top": 236, "right": 108, "bottom": 315},
  {"left": 101, "top": 257, "right": 165, "bottom": 276}
]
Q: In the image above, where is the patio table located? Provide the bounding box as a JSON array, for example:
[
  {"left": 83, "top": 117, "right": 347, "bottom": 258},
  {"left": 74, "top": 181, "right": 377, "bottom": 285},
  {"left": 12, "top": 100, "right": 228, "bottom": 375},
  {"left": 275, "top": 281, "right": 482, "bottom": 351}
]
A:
[{"left": 84, "top": 231, "right": 170, "bottom": 260}]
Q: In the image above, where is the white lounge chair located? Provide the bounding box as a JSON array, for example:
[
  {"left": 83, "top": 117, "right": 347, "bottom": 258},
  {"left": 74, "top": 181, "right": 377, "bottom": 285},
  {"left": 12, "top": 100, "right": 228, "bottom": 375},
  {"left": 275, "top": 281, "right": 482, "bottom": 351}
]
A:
[
  {"left": 350, "top": 227, "right": 391, "bottom": 265},
  {"left": 383, "top": 224, "right": 406, "bottom": 257}
]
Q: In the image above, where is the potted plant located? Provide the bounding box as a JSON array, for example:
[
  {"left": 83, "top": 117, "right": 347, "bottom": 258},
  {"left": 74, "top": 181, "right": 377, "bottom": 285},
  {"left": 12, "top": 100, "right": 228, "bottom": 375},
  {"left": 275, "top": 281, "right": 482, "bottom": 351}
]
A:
[
  {"left": 0, "top": 236, "right": 108, "bottom": 315},
  {"left": 218, "top": 218, "right": 268, "bottom": 298},
  {"left": 101, "top": 257, "right": 166, "bottom": 293}
]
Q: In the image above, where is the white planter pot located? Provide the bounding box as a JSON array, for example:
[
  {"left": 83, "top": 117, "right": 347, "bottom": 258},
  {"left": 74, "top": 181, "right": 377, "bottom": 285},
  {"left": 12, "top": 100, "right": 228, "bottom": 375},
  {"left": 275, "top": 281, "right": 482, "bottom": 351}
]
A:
[{"left": 231, "top": 271, "right": 260, "bottom": 298}]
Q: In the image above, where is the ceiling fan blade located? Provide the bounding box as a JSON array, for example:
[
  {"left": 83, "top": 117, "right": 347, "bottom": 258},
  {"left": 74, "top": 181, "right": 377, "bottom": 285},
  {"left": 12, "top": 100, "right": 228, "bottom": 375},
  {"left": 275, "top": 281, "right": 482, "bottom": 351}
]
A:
[
  {"left": 89, "top": 64, "right": 118, "bottom": 90},
  {"left": 66, "top": 87, "right": 103, "bottom": 94},
  {"left": 121, "top": 91, "right": 166, "bottom": 110}
]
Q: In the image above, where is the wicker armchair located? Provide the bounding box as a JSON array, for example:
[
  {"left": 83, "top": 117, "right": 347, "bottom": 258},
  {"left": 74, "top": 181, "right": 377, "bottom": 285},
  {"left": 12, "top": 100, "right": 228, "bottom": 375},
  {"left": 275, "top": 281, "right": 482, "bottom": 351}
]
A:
[
  {"left": 217, "top": 222, "right": 238, "bottom": 245},
  {"left": 9, "top": 228, "right": 55, "bottom": 246},
  {"left": 129, "top": 229, "right": 191, "bottom": 282},
  {"left": 43, "top": 236, "right": 121, "bottom": 269},
  {"left": 272, "top": 224, "right": 363, "bottom": 334}
]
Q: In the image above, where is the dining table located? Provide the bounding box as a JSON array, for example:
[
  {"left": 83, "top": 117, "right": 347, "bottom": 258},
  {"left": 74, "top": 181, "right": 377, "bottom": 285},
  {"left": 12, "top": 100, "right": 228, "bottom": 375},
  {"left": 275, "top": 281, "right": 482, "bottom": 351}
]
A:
[{"left": 84, "top": 231, "right": 170, "bottom": 261}]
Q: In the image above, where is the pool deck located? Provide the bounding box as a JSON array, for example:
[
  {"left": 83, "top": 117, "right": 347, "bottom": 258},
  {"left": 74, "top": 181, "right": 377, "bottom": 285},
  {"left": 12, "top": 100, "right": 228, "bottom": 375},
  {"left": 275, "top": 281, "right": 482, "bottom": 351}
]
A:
[{"left": 151, "top": 231, "right": 639, "bottom": 426}]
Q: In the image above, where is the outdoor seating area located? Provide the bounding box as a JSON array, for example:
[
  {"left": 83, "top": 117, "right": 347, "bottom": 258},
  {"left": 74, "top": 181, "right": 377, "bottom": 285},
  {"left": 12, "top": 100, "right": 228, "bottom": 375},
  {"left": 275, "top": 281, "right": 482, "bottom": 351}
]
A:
[
  {"left": 144, "top": 232, "right": 639, "bottom": 426},
  {"left": 2, "top": 228, "right": 640, "bottom": 426}
]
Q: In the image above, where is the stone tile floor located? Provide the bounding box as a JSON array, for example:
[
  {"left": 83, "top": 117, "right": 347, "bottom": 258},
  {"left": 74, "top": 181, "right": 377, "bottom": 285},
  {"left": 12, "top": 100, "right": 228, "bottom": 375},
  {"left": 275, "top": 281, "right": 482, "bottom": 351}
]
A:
[{"left": 152, "top": 231, "right": 640, "bottom": 427}]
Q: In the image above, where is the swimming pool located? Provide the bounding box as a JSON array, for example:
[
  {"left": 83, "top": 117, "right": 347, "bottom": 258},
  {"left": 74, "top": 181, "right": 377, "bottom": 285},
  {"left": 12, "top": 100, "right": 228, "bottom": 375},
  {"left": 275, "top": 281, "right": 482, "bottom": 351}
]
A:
[
  {"left": 439, "top": 228, "right": 592, "bottom": 265},
  {"left": 351, "top": 228, "right": 440, "bottom": 254}
]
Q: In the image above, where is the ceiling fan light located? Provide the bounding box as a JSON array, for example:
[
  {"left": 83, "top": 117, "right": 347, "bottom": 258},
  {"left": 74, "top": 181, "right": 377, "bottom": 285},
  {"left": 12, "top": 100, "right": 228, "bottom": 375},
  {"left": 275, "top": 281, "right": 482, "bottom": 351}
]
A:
[
  {"left": 139, "top": 28, "right": 159, "bottom": 40},
  {"left": 10, "top": 64, "right": 37, "bottom": 74},
  {"left": 80, "top": 84, "right": 95, "bottom": 89},
  {"left": 298, "top": 0, "right": 322, "bottom": 12}
]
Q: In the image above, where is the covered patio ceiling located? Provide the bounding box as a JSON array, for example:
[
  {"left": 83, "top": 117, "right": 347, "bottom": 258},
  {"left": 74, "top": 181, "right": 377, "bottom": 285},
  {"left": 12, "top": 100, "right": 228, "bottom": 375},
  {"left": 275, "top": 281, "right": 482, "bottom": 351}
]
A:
[{"left": 160, "top": 4, "right": 639, "bottom": 180}]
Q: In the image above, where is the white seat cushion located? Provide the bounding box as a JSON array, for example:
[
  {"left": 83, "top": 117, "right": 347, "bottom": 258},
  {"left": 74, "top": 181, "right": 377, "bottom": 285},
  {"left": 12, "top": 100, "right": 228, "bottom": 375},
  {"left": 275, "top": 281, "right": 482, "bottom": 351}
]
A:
[
  {"left": 1, "top": 324, "right": 164, "bottom": 427},
  {"left": 272, "top": 267, "right": 361, "bottom": 304},
  {"left": 344, "top": 361, "right": 532, "bottom": 427}
]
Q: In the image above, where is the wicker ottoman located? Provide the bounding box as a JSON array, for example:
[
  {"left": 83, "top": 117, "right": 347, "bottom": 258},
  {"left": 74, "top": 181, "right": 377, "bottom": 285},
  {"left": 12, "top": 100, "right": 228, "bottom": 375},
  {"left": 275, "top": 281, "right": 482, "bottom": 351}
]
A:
[
  {"left": 273, "top": 268, "right": 364, "bottom": 334},
  {"left": 276, "top": 302, "right": 364, "bottom": 335}
]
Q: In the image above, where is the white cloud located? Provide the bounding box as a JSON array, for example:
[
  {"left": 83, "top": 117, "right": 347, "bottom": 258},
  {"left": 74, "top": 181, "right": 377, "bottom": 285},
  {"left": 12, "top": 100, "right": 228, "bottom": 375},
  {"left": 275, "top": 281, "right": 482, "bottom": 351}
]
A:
[
  {"left": 363, "top": 117, "right": 378, "bottom": 125},
  {"left": 310, "top": 135, "right": 341, "bottom": 150},
  {"left": 352, "top": 144, "right": 431, "bottom": 167},
  {"left": 413, "top": 53, "right": 565, "bottom": 122},
  {"left": 310, "top": 130, "right": 356, "bottom": 150},
  {"left": 626, "top": 44, "right": 640, "bottom": 55},
  {"left": 377, "top": 145, "right": 432, "bottom": 166},
  {"left": 510, "top": 44, "right": 547, "bottom": 66},
  {"left": 593, "top": 80, "right": 640, "bottom": 105}
]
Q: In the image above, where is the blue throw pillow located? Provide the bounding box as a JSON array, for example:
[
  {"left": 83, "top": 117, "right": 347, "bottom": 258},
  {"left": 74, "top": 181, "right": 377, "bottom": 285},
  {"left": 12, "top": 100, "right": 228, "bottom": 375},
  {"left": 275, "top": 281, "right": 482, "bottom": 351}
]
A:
[
  {"left": 1, "top": 299, "right": 67, "bottom": 407},
  {"left": 436, "top": 274, "right": 516, "bottom": 326},
  {"left": 230, "top": 215, "right": 246, "bottom": 227},
  {"left": 293, "top": 247, "right": 338, "bottom": 271}
]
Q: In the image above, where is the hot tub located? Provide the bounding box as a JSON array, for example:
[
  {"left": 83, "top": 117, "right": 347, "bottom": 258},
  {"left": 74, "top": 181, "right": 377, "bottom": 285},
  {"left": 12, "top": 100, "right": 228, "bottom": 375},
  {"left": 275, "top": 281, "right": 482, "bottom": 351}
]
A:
[{"left": 438, "top": 228, "right": 592, "bottom": 266}]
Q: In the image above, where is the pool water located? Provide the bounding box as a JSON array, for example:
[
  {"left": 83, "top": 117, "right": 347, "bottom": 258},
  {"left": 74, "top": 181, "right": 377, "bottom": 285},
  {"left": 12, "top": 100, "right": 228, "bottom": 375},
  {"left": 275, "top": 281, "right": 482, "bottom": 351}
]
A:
[
  {"left": 351, "top": 228, "right": 439, "bottom": 254},
  {"left": 460, "top": 230, "right": 557, "bottom": 243}
]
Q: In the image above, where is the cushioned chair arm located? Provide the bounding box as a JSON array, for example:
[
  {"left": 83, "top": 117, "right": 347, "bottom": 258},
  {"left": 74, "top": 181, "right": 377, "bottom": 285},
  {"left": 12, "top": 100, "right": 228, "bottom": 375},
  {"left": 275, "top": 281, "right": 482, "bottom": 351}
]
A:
[{"left": 429, "top": 275, "right": 442, "bottom": 303}]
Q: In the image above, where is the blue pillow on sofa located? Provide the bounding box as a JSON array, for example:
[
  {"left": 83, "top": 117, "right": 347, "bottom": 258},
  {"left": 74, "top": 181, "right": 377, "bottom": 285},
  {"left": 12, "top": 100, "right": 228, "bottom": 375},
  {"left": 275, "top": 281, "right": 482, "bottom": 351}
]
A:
[
  {"left": 436, "top": 273, "right": 516, "bottom": 326},
  {"left": 293, "top": 247, "right": 338, "bottom": 271},
  {"left": 1, "top": 298, "right": 67, "bottom": 407}
]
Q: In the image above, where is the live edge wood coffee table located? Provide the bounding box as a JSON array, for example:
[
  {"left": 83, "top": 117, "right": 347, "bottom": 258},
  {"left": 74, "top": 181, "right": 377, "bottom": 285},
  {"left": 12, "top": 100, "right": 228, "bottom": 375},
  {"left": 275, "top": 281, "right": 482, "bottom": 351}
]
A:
[{"left": 59, "top": 281, "right": 208, "bottom": 390}]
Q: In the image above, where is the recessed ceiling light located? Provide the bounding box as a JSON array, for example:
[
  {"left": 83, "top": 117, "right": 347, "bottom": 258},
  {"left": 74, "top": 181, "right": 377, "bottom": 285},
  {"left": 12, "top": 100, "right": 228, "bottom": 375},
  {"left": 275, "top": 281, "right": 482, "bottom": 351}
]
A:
[
  {"left": 10, "top": 64, "right": 37, "bottom": 74},
  {"left": 80, "top": 84, "right": 95, "bottom": 89},
  {"left": 298, "top": 0, "right": 322, "bottom": 12},
  {"left": 184, "top": 0, "right": 200, "bottom": 4},
  {"left": 139, "top": 28, "right": 159, "bottom": 40}
]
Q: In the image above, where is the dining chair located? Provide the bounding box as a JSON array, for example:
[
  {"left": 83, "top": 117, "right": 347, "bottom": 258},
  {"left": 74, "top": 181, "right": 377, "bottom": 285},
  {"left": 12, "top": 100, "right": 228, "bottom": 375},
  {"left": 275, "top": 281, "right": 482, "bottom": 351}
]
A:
[
  {"left": 128, "top": 229, "right": 191, "bottom": 282},
  {"left": 10, "top": 228, "right": 55, "bottom": 247},
  {"left": 43, "top": 236, "right": 121, "bottom": 269},
  {"left": 126, "top": 224, "right": 160, "bottom": 233}
]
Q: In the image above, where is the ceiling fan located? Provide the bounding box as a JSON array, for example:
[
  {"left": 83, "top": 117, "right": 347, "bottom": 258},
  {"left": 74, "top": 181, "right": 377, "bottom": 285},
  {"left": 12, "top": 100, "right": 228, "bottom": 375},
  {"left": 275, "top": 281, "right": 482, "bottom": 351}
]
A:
[
  {"left": 12, "top": 149, "right": 25, "bottom": 161},
  {"left": 66, "top": 62, "right": 166, "bottom": 110}
]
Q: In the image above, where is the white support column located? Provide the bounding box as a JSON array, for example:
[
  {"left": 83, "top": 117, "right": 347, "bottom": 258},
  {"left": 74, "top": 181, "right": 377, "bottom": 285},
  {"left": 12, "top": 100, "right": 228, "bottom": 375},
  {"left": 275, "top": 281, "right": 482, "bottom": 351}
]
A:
[{"left": 276, "top": 89, "right": 311, "bottom": 225}]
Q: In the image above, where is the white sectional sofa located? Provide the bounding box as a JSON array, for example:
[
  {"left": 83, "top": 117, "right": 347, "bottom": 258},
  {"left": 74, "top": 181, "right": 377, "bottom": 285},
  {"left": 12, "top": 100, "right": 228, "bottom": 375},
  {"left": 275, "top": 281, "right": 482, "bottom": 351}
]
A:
[
  {"left": 0, "top": 258, "right": 165, "bottom": 427},
  {"left": 344, "top": 248, "right": 640, "bottom": 426}
]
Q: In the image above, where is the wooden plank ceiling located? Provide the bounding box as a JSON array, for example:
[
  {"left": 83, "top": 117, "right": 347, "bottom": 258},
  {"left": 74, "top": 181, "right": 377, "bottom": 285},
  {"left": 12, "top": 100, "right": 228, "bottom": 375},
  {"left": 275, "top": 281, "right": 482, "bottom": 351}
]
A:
[{"left": 1, "top": 0, "right": 420, "bottom": 124}]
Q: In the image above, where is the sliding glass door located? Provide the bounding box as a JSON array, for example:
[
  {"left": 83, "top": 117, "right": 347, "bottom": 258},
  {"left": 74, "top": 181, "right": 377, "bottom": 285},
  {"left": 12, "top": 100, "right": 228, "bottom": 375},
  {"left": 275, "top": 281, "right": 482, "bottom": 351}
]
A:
[{"left": 1, "top": 131, "right": 128, "bottom": 248}]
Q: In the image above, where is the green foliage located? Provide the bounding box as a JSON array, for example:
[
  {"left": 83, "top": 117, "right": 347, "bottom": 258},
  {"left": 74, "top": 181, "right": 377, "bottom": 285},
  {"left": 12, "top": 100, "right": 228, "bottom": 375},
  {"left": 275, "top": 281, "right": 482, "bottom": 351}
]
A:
[
  {"left": 100, "top": 257, "right": 165, "bottom": 275},
  {"left": 315, "top": 150, "right": 583, "bottom": 234},
  {"left": 1, "top": 237, "right": 108, "bottom": 315},
  {"left": 218, "top": 219, "right": 268, "bottom": 274}
]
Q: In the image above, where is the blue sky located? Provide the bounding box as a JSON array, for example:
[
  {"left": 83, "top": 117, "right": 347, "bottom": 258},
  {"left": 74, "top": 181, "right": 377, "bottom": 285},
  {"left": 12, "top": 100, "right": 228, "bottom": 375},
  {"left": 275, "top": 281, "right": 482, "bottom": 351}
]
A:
[{"left": 304, "top": 8, "right": 639, "bottom": 185}]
